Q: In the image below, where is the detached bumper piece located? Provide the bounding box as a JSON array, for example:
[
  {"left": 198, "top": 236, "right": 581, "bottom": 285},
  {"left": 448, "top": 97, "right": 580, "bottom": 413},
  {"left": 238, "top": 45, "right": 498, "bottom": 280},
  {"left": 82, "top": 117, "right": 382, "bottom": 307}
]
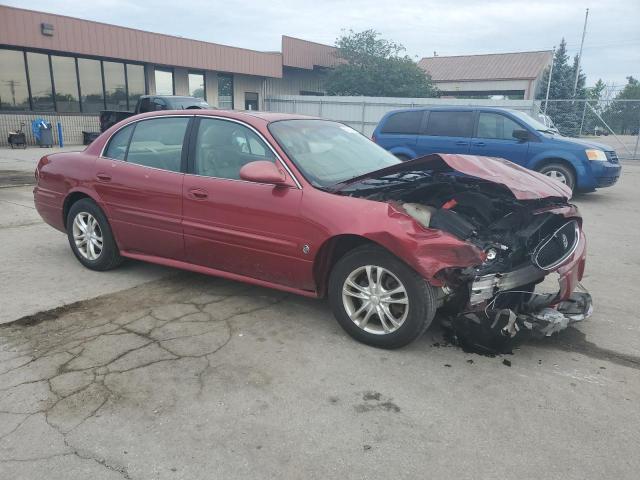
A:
[{"left": 448, "top": 291, "right": 593, "bottom": 355}]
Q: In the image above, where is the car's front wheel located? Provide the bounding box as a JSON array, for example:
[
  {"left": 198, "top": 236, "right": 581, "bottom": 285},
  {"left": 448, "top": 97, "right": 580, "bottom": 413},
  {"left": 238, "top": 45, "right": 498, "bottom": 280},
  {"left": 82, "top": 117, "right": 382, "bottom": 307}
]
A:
[
  {"left": 538, "top": 162, "right": 576, "bottom": 191},
  {"left": 328, "top": 245, "right": 437, "bottom": 348},
  {"left": 67, "top": 198, "right": 123, "bottom": 271}
]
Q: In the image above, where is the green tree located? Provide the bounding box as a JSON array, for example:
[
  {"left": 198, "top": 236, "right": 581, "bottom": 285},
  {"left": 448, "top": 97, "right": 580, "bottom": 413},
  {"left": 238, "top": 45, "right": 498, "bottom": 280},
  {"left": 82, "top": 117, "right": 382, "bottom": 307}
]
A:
[
  {"left": 537, "top": 39, "right": 588, "bottom": 135},
  {"left": 603, "top": 76, "right": 640, "bottom": 134},
  {"left": 326, "top": 29, "right": 438, "bottom": 98}
]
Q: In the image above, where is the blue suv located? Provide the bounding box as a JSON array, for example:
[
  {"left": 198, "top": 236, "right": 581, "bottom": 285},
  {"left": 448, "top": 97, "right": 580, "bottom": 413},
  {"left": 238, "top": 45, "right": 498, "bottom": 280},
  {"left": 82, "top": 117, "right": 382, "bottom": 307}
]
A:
[{"left": 372, "top": 107, "right": 621, "bottom": 192}]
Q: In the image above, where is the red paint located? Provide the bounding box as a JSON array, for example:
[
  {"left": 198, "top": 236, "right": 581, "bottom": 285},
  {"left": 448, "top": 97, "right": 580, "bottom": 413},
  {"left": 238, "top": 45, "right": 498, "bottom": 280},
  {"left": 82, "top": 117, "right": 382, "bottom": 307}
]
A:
[{"left": 34, "top": 110, "right": 584, "bottom": 300}]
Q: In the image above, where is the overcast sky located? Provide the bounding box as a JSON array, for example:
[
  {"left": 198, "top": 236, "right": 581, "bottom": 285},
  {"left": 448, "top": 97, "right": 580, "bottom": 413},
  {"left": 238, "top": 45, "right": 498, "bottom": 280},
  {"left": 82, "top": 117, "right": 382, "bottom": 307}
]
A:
[{"left": 4, "top": 0, "right": 639, "bottom": 88}]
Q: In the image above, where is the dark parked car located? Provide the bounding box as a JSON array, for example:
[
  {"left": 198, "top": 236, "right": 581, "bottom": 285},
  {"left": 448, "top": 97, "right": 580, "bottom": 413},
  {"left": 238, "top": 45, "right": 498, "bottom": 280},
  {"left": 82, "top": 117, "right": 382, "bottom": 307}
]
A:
[
  {"left": 99, "top": 95, "right": 209, "bottom": 132},
  {"left": 372, "top": 107, "right": 621, "bottom": 192},
  {"left": 34, "top": 111, "right": 591, "bottom": 350}
]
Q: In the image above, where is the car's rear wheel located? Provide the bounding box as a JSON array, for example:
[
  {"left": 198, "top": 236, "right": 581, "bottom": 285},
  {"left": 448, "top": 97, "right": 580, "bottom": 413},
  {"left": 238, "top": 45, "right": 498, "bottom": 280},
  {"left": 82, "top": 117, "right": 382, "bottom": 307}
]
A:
[
  {"left": 67, "top": 198, "right": 123, "bottom": 271},
  {"left": 328, "top": 245, "right": 436, "bottom": 348},
  {"left": 538, "top": 162, "right": 576, "bottom": 191}
]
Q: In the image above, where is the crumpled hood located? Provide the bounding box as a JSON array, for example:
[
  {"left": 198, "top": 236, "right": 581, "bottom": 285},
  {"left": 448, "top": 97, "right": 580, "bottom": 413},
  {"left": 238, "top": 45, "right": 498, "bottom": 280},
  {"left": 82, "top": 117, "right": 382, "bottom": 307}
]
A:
[{"left": 339, "top": 153, "right": 572, "bottom": 201}]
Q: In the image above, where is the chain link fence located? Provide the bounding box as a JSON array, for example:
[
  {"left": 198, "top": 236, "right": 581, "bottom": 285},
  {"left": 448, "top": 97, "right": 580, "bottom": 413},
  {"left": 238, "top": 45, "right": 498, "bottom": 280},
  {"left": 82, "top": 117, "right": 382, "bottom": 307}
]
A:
[{"left": 535, "top": 99, "right": 640, "bottom": 160}]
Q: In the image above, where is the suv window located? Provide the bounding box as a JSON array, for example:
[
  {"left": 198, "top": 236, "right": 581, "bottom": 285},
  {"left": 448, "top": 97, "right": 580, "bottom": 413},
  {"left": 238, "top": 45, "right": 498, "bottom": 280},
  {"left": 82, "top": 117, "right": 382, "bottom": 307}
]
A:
[
  {"left": 425, "top": 111, "right": 473, "bottom": 137},
  {"left": 194, "top": 118, "right": 276, "bottom": 179},
  {"left": 104, "top": 124, "right": 134, "bottom": 160},
  {"left": 126, "top": 117, "right": 189, "bottom": 172},
  {"left": 477, "top": 112, "right": 523, "bottom": 140},
  {"left": 381, "top": 111, "right": 423, "bottom": 134}
]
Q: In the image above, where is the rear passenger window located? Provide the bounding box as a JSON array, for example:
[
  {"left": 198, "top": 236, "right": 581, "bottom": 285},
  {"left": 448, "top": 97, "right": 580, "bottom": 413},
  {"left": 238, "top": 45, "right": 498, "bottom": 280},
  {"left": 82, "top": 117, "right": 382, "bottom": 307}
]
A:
[
  {"left": 104, "top": 124, "right": 134, "bottom": 160},
  {"left": 126, "top": 117, "right": 189, "bottom": 172},
  {"left": 477, "top": 112, "right": 523, "bottom": 140},
  {"left": 425, "top": 111, "right": 473, "bottom": 137},
  {"left": 380, "top": 111, "right": 423, "bottom": 134},
  {"left": 194, "top": 118, "right": 275, "bottom": 180}
]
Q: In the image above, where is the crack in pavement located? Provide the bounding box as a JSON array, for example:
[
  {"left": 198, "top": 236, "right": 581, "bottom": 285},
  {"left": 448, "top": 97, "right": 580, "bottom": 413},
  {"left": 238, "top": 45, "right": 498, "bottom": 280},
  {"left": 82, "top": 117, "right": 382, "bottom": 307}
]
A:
[{"left": 0, "top": 274, "right": 289, "bottom": 479}]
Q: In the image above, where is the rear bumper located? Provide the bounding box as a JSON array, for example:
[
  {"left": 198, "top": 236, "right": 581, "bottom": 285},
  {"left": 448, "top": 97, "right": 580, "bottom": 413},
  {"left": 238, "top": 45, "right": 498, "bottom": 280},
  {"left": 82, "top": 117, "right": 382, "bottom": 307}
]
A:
[{"left": 33, "top": 186, "right": 66, "bottom": 232}]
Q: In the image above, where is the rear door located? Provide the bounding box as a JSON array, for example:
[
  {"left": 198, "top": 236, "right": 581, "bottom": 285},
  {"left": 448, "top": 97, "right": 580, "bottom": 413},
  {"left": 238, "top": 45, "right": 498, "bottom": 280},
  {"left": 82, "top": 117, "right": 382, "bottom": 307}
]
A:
[
  {"left": 95, "top": 115, "right": 191, "bottom": 260},
  {"left": 416, "top": 110, "right": 474, "bottom": 155},
  {"left": 470, "top": 111, "right": 530, "bottom": 164},
  {"left": 375, "top": 110, "right": 424, "bottom": 159}
]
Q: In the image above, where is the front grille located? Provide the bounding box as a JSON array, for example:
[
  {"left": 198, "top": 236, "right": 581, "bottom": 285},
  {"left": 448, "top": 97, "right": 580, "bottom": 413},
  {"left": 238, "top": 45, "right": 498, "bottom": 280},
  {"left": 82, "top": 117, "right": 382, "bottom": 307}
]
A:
[
  {"left": 605, "top": 151, "right": 619, "bottom": 164},
  {"left": 532, "top": 220, "right": 579, "bottom": 270}
]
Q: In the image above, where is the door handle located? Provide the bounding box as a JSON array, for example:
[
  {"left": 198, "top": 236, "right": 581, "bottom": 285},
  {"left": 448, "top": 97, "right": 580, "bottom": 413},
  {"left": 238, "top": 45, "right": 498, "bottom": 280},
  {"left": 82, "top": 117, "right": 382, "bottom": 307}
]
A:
[
  {"left": 188, "top": 188, "right": 208, "bottom": 199},
  {"left": 96, "top": 173, "right": 112, "bottom": 182},
  {"left": 455, "top": 140, "right": 469, "bottom": 146},
  {"left": 472, "top": 142, "right": 486, "bottom": 147}
]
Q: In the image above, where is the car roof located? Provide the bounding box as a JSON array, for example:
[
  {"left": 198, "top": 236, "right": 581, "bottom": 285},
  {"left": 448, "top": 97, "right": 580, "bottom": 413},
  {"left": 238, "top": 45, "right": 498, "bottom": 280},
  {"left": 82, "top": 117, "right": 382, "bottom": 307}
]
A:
[
  {"left": 384, "top": 106, "right": 525, "bottom": 114},
  {"left": 131, "top": 109, "right": 319, "bottom": 125}
]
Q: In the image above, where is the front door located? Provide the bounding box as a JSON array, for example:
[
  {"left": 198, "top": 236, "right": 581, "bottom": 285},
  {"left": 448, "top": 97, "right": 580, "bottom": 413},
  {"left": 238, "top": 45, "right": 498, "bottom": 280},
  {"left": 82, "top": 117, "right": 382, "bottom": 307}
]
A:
[
  {"left": 182, "top": 117, "right": 312, "bottom": 289},
  {"left": 95, "top": 116, "right": 191, "bottom": 260},
  {"left": 470, "top": 111, "right": 530, "bottom": 164},
  {"left": 416, "top": 110, "right": 474, "bottom": 156}
]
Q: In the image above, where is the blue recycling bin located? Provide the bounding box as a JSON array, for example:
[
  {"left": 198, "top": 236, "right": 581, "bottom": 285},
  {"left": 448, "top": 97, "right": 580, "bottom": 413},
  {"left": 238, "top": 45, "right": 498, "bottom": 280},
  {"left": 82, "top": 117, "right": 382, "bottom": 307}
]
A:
[{"left": 31, "top": 119, "right": 54, "bottom": 147}]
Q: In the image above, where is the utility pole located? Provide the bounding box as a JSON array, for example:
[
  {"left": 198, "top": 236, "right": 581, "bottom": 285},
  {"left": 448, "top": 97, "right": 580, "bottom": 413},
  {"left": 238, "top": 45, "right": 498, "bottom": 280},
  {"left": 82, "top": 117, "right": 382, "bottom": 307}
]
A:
[
  {"left": 573, "top": 8, "right": 589, "bottom": 96},
  {"left": 543, "top": 46, "right": 555, "bottom": 115}
]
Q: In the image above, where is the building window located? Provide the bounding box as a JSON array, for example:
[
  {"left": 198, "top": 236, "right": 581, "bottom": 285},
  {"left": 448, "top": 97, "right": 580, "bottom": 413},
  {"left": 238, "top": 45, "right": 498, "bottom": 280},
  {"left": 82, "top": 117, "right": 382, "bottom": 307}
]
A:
[
  {"left": 188, "top": 72, "right": 205, "bottom": 99},
  {"left": 126, "top": 64, "right": 146, "bottom": 108},
  {"left": 217, "top": 74, "right": 233, "bottom": 109},
  {"left": 78, "top": 58, "right": 105, "bottom": 113},
  {"left": 155, "top": 68, "right": 174, "bottom": 95},
  {"left": 51, "top": 55, "right": 80, "bottom": 112},
  {"left": 0, "top": 49, "right": 30, "bottom": 110},
  {"left": 26, "top": 52, "right": 54, "bottom": 111},
  {"left": 244, "top": 92, "right": 258, "bottom": 111},
  {"left": 103, "top": 61, "right": 127, "bottom": 110}
]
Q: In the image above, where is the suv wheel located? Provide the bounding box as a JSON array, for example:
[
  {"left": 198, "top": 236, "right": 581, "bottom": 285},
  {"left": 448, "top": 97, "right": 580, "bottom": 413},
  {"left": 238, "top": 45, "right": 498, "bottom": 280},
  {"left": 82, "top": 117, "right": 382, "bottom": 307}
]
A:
[
  {"left": 67, "top": 198, "right": 123, "bottom": 271},
  {"left": 328, "top": 245, "right": 436, "bottom": 348},
  {"left": 538, "top": 163, "right": 576, "bottom": 191}
]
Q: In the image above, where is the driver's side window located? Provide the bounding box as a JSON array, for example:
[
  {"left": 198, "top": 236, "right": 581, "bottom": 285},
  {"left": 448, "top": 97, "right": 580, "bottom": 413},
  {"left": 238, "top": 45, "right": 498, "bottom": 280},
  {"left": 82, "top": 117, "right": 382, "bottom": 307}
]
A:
[{"left": 194, "top": 118, "right": 276, "bottom": 179}]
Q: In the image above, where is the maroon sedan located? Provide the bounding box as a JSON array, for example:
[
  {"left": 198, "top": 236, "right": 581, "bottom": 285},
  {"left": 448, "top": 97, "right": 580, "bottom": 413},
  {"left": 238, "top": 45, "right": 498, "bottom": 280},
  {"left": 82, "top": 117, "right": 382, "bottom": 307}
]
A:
[{"left": 34, "top": 110, "right": 591, "bottom": 350}]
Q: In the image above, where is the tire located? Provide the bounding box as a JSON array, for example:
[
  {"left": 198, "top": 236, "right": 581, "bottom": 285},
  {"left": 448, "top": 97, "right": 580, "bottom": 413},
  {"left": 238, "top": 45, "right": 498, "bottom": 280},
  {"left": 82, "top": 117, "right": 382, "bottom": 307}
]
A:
[
  {"left": 328, "top": 245, "right": 437, "bottom": 349},
  {"left": 394, "top": 153, "right": 410, "bottom": 161},
  {"left": 66, "top": 198, "right": 123, "bottom": 271},
  {"left": 537, "top": 162, "right": 576, "bottom": 191}
]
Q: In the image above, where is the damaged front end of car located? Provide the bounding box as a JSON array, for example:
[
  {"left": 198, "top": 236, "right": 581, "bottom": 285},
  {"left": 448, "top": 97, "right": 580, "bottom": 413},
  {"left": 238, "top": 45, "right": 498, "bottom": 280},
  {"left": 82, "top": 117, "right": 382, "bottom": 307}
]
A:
[{"left": 336, "top": 154, "right": 593, "bottom": 353}]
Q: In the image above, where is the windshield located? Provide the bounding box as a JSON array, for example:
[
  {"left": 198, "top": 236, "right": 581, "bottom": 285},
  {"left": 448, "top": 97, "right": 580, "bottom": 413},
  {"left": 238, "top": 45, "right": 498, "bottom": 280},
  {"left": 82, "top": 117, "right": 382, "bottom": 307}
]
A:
[
  {"left": 268, "top": 120, "right": 400, "bottom": 187},
  {"left": 509, "top": 110, "right": 556, "bottom": 133}
]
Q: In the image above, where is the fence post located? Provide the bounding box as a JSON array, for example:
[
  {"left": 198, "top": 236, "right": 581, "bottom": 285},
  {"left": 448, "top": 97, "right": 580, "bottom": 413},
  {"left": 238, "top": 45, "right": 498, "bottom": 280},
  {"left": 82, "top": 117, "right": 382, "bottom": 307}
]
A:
[
  {"left": 319, "top": 99, "right": 323, "bottom": 118},
  {"left": 633, "top": 115, "right": 640, "bottom": 160},
  {"left": 361, "top": 101, "right": 366, "bottom": 134},
  {"left": 578, "top": 100, "right": 588, "bottom": 137},
  {"left": 292, "top": 99, "right": 297, "bottom": 114}
]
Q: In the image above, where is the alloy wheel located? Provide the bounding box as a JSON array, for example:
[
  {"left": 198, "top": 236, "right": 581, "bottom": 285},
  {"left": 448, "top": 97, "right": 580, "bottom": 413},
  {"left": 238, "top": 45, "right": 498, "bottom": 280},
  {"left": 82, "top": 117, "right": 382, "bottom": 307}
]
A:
[
  {"left": 544, "top": 169, "right": 568, "bottom": 184},
  {"left": 341, "top": 265, "right": 409, "bottom": 335},
  {"left": 72, "top": 212, "right": 104, "bottom": 261}
]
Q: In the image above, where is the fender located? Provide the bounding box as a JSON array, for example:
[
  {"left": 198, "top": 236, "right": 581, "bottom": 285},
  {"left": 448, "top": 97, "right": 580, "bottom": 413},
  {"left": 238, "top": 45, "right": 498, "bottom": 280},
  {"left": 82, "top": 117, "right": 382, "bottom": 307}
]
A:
[{"left": 527, "top": 150, "right": 588, "bottom": 177}]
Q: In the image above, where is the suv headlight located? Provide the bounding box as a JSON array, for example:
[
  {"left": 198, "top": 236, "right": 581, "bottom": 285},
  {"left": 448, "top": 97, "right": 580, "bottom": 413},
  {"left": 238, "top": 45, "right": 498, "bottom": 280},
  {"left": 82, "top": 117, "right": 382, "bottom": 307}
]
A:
[{"left": 585, "top": 149, "right": 607, "bottom": 161}]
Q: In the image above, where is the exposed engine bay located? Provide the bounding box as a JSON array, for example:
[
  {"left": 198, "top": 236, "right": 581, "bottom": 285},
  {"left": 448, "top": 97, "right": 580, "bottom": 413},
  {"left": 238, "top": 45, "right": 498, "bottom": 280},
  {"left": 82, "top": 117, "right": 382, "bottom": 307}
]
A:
[{"left": 338, "top": 167, "right": 592, "bottom": 354}]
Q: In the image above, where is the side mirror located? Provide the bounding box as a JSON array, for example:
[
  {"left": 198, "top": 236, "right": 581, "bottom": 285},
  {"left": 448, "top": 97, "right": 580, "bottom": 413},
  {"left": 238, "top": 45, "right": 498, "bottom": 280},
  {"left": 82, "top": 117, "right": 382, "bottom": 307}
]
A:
[
  {"left": 512, "top": 129, "right": 531, "bottom": 142},
  {"left": 240, "top": 161, "right": 288, "bottom": 186}
]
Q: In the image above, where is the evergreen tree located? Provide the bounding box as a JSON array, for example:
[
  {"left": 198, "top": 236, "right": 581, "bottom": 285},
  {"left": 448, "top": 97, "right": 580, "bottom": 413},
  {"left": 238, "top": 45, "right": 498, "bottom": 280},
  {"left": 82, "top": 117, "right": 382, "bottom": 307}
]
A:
[
  {"left": 537, "top": 39, "right": 588, "bottom": 136},
  {"left": 603, "top": 77, "right": 640, "bottom": 134}
]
